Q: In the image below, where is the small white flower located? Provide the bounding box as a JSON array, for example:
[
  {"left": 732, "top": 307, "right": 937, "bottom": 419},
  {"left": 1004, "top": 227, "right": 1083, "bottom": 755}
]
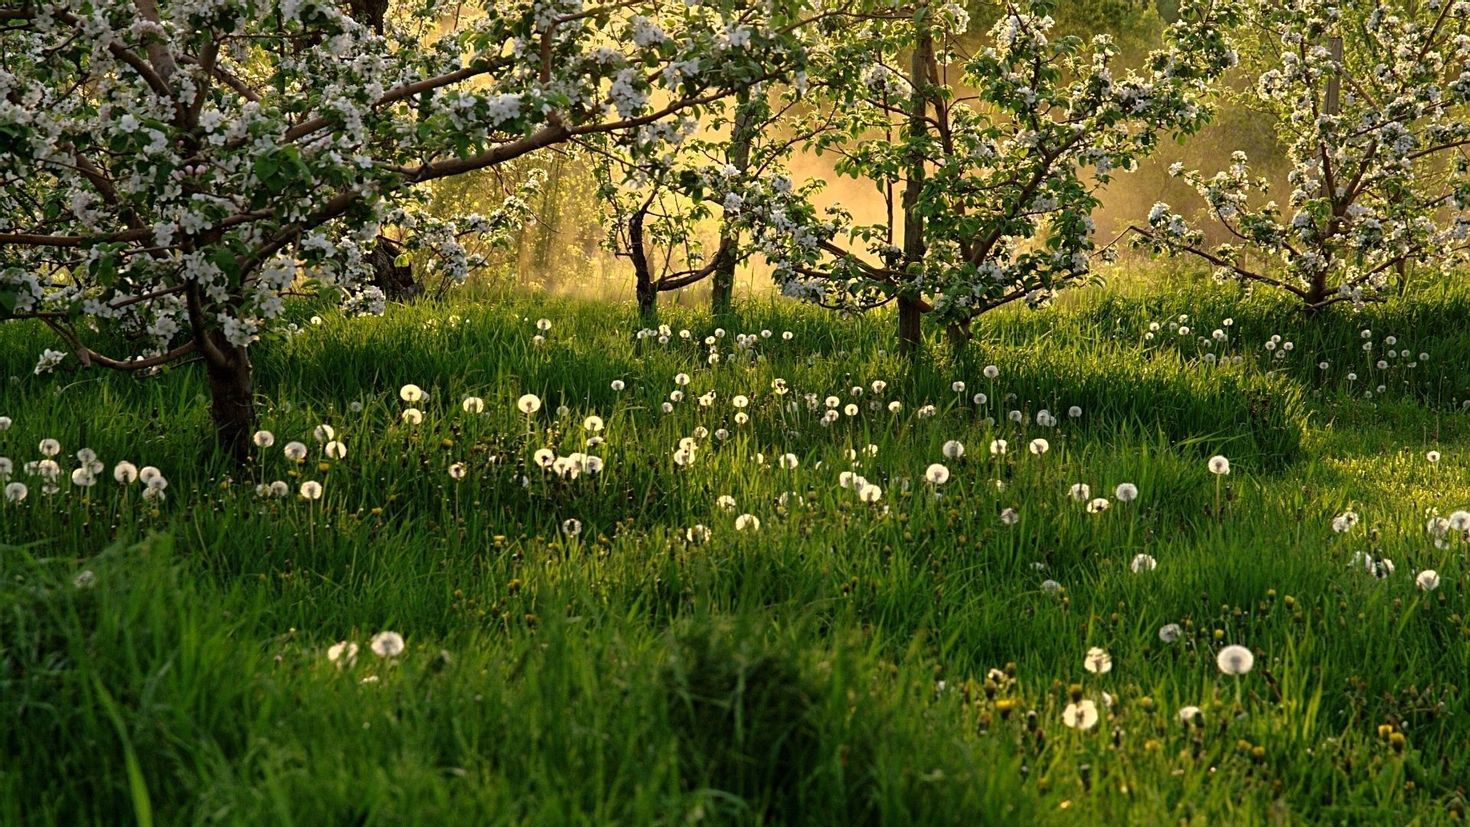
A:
[
  {"left": 1115, "top": 483, "right": 1138, "bottom": 502},
  {"left": 1130, "top": 553, "right": 1157, "bottom": 573},
  {"left": 1415, "top": 570, "right": 1441, "bottom": 591},
  {"left": 253, "top": 430, "right": 275, "bottom": 448},
  {"left": 925, "top": 463, "right": 950, "bottom": 485},
  {"left": 1216, "top": 644, "right": 1254, "bottom": 675},
  {"left": 1062, "top": 700, "right": 1099, "bottom": 730},
  {"left": 734, "top": 513, "right": 761, "bottom": 532},
  {"left": 1083, "top": 647, "right": 1112, "bottom": 674},
  {"left": 1207, "top": 455, "right": 1231, "bottom": 475},
  {"left": 1158, "top": 623, "right": 1182, "bottom": 643},
  {"left": 327, "top": 641, "right": 359, "bottom": 666},
  {"left": 942, "top": 440, "right": 965, "bottom": 459},
  {"left": 399, "top": 384, "right": 425, "bottom": 403},
  {"left": 370, "top": 631, "right": 405, "bottom": 658},
  {"left": 518, "top": 394, "right": 542, "bottom": 414},
  {"left": 462, "top": 396, "right": 485, "bottom": 414},
  {"left": 299, "top": 480, "right": 323, "bottom": 500},
  {"left": 113, "top": 462, "right": 138, "bottom": 484}
]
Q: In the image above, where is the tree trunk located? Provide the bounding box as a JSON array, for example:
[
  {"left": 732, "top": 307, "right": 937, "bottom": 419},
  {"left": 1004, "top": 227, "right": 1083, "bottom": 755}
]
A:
[
  {"left": 629, "top": 205, "right": 658, "bottom": 323},
  {"left": 204, "top": 331, "right": 256, "bottom": 464},
  {"left": 370, "top": 236, "right": 420, "bottom": 301},
  {"left": 712, "top": 91, "right": 757, "bottom": 316},
  {"left": 898, "top": 296, "right": 923, "bottom": 351},
  {"left": 898, "top": 25, "right": 934, "bottom": 357}
]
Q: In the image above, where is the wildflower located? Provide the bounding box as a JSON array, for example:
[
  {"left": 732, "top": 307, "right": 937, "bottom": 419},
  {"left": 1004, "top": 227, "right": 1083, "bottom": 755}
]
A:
[
  {"left": 925, "top": 463, "right": 950, "bottom": 485},
  {"left": 73, "top": 570, "right": 97, "bottom": 589},
  {"left": 611, "top": 379, "right": 625, "bottom": 391},
  {"left": 888, "top": 401, "right": 902, "bottom": 413},
  {"left": 536, "top": 318, "right": 551, "bottom": 331},
  {"left": 858, "top": 483, "right": 883, "bottom": 503},
  {"left": 313, "top": 424, "right": 335, "bottom": 442},
  {"left": 517, "top": 394, "right": 542, "bottom": 414},
  {"left": 70, "top": 468, "right": 96, "bottom": 487},
  {"left": 999, "top": 507, "right": 1019, "bottom": 525},
  {"left": 1158, "top": 623, "right": 1182, "bottom": 643},
  {"left": 1115, "top": 483, "right": 1138, "bottom": 502},
  {"left": 943, "top": 440, "right": 965, "bottom": 459},
  {"left": 5, "top": 482, "right": 27, "bottom": 502},
  {"left": 1062, "top": 700, "right": 1099, "bottom": 730},
  {"left": 1131, "top": 553, "right": 1157, "bottom": 573},
  {"left": 1068, "top": 406, "right": 1082, "bottom": 418},
  {"left": 1207, "top": 455, "right": 1231, "bottom": 475},
  {"left": 1069, "top": 483, "right": 1091, "bottom": 501},
  {"left": 951, "top": 381, "right": 965, "bottom": 393},
  {"left": 734, "top": 513, "right": 761, "bottom": 531},
  {"left": 1427, "top": 450, "right": 1441, "bottom": 463},
  {"left": 562, "top": 518, "right": 582, "bottom": 536},
  {"left": 983, "top": 365, "right": 999, "bottom": 379},
  {"left": 253, "top": 430, "right": 275, "bottom": 448},
  {"left": 325, "top": 441, "right": 347, "bottom": 460},
  {"left": 448, "top": 462, "right": 468, "bottom": 480},
  {"left": 269, "top": 481, "right": 289, "bottom": 497},
  {"left": 402, "top": 408, "right": 424, "bottom": 425},
  {"left": 39, "top": 438, "right": 60, "bottom": 457},
  {"left": 400, "top": 384, "right": 425, "bottom": 402},
  {"left": 1041, "top": 579, "right": 1061, "bottom": 592},
  {"left": 1415, "top": 570, "right": 1441, "bottom": 591},
  {"left": 328, "top": 641, "right": 359, "bottom": 667},
  {"left": 686, "top": 524, "right": 710, "bottom": 543},
  {"left": 1216, "top": 645, "right": 1254, "bottom": 675},
  {"left": 779, "top": 453, "right": 799, "bottom": 470},
  {"left": 1331, "top": 511, "right": 1359, "bottom": 533},
  {"left": 989, "top": 439, "right": 1007, "bottom": 455},
  {"left": 283, "top": 441, "right": 308, "bottom": 462},
  {"left": 370, "top": 631, "right": 405, "bottom": 658},
  {"left": 717, "top": 495, "right": 736, "bottom": 510},
  {"left": 462, "top": 397, "right": 485, "bottom": 413},
  {"left": 1083, "top": 647, "right": 1112, "bottom": 674},
  {"left": 584, "top": 415, "right": 604, "bottom": 432},
  {"left": 1029, "top": 438, "right": 1049, "bottom": 455},
  {"left": 299, "top": 480, "right": 324, "bottom": 500},
  {"left": 114, "top": 462, "right": 138, "bottom": 484},
  {"left": 1178, "top": 706, "right": 1202, "bottom": 724}
]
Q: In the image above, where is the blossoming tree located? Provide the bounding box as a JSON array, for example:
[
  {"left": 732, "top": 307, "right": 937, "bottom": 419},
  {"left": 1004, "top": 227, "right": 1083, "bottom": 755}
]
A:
[
  {"left": 747, "top": 0, "right": 1239, "bottom": 353},
  {"left": 1134, "top": 0, "right": 1470, "bottom": 310},
  {"left": 0, "top": 0, "right": 811, "bottom": 459},
  {"left": 590, "top": 78, "right": 840, "bottom": 320}
]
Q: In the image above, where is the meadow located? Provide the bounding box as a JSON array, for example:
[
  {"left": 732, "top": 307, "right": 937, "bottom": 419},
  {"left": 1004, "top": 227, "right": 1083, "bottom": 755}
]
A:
[{"left": 3, "top": 279, "right": 1470, "bottom": 824}]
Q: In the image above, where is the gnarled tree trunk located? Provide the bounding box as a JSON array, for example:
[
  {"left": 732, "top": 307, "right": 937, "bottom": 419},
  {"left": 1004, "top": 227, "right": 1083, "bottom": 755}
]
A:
[
  {"left": 203, "top": 331, "right": 256, "bottom": 464},
  {"left": 898, "top": 26, "right": 934, "bottom": 357},
  {"left": 370, "top": 236, "right": 420, "bottom": 301},
  {"left": 712, "top": 91, "right": 756, "bottom": 316}
]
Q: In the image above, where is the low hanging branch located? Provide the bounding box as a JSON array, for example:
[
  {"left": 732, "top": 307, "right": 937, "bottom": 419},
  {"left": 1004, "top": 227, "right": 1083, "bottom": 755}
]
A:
[
  {"left": 0, "top": 0, "right": 819, "bottom": 459},
  {"left": 740, "top": 0, "right": 1241, "bottom": 350},
  {"left": 1135, "top": 1, "right": 1470, "bottom": 311}
]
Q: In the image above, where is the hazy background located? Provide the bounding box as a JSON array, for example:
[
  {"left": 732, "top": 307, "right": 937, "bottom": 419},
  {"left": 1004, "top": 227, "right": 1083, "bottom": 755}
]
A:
[{"left": 429, "top": 0, "right": 1288, "bottom": 304}]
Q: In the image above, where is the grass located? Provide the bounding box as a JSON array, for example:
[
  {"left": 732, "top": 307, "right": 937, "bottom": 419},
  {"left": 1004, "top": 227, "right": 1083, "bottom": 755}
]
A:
[{"left": 2, "top": 279, "right": 1469, "bottom": 824}]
